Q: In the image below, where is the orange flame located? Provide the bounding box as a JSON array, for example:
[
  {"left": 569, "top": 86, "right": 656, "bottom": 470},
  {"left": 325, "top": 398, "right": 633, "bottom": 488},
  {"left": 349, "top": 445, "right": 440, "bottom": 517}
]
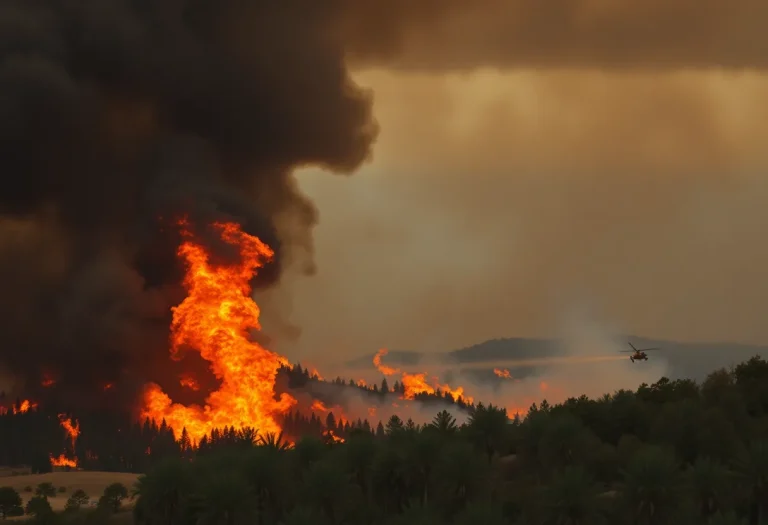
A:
[
  {"left": 494, "top": 368, "right": 512, "bottom": 379},
  {"left": 58, "top": 415, "right": 80, "bottom": 450},
  {"left": 310, "top": 400, "right": 349, "bottom": 426},
  {"left": 373, "top": 349, "right": 400, "bottom": 376},
  {"left": 41, "top": 374, "right": 56, "bottom": 387},
  {"left": 373, "top": 349, "right": 472, "bottom": 404},
  {"left": 8, "top": 400, "right": 38, "bottom": 415},
  {"left": 49, "top": 454, "right": 77, "bottom": 468},
  {"left": 309, "top": 367, "right": 323, "bottom": 380},
  {"left": 323, "top": 429, "right": 345, "bottom": 444},
  {"left": 141, "top": 220, "right": 296, "bottom": 442},
  {"left": 51, "top": 415, "right": 79, "bottom": 468},
  {"left": 179, "top": 375, "right": 200, "bottom": 391}
]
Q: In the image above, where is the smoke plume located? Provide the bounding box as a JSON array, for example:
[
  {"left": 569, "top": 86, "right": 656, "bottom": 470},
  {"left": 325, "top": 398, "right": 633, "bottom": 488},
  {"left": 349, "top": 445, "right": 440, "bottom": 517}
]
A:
[
  {"left": 0, "top": 0, "right": 379, "bottom": 406},
  {"left": 3, "top": 0, "right": 764, "bottom": 407}
]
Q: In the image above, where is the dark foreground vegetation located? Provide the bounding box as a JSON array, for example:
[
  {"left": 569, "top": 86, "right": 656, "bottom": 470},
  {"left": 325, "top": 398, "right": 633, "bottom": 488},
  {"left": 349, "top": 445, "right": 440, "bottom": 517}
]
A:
[{"left": 5, "top": 356, "right": 768, "bottom": 524}]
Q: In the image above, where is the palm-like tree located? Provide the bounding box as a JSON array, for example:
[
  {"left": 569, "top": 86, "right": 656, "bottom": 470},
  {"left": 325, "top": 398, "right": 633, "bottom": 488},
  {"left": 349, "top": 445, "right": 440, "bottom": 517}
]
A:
[
  {"left": 303, "top": 458, "right": 357, "bottom": 524},
  {"left": 433, "top": 440, "right": 489, "bottom": 516},
  {"left": 708, "top": 511, "right": 748, "bottom": 525},
  {"left": 685, "top": 457, "right": 733, "bottom": 519},
  {"left": 258, "top": 431, "right": 291, "bottom": 452},
  {"left": 238, "top": 427, "right": 258, "bottom": 446},
  {"left": 536, "top": 466, "right": 607, "bottom": 525},
  {"left": 133, "top": 458, "right": 194, "bottom": 525},
  {"left": 732, "top": 441, "right": 768, "bottom": 525},
  {"left": 279, "top": 506, "right": 329, "bottom": 525},
  {"left": 453, "top": 501, "right": 507, "bottom": 525},
  {"left": 467, "top": 403, "right": 510, "bottom": 463},
  {"left": 371, "top": 442, "right": 409, "bottom": 514},
  {"left": 403, "top": 430, "right": 443, "bottom": 506},
  {"left": 341, "top": 432, "right": 376, "bottom": 502},
  {"left": 537, "top": 413, "right": 597, "bottom": 473},
  {"left": 197, "top": 472, "right": 255, "bottom": 525},
  {"left": 242, "top": 448, "right": 292, "bottom": 525},
  {"left": 619, "top": 446, "right": 683, "bottom": 525}
]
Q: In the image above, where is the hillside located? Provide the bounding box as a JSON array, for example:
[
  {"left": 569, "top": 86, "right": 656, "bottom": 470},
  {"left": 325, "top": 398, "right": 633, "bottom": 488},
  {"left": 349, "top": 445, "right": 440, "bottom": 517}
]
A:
[{"left": 345, "top": 336, "right": 768, "bottom": 382}]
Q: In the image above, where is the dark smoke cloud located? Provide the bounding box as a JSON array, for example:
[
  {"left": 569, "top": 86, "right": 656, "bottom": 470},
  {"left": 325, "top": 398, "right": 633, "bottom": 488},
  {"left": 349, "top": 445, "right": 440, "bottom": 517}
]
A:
[
  {"left": 0, "top": 0, "right": 377, "bottom": 407},
  {"left": 2, "top": 0, "right": 764, "bottom": 408},
  {"left": 341, "top": 0, "right": 768, "bottom": 70}
]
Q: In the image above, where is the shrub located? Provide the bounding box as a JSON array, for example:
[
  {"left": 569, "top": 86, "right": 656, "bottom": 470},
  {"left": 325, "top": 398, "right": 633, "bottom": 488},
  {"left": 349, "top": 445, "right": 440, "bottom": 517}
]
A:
[
  {"left": 98, "top": 483, "right": 128, "bottom": 513},
  {"left": 25, "top": 495, "right": 53, "bottom": 516},
  {"left": 65, "top": 489, "right": 90, "bottom": 512},
  {"left": 34, "top": 482, "right": 56, "bottom": 498},
  {"left": 0, "top": 486, "right": 23, "bottom": 519}
]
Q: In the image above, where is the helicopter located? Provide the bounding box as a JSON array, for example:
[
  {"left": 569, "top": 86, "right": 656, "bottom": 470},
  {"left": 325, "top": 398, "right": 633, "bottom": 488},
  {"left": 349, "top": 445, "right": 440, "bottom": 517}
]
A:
[{"left": 621, "top": 342, "right": 660, "bottom": 362}]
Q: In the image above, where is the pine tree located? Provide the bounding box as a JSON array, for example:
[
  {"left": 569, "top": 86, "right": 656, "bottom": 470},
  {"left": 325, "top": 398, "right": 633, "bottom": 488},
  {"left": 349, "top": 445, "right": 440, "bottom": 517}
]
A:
[{"left": 325, "top": 412, "right": 337, "bottom": 432}]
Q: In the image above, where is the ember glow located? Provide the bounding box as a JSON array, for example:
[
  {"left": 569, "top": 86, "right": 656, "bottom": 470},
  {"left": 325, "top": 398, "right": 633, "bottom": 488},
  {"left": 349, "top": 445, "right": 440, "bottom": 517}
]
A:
[
  {"left": 141, "top": 220, "right": 296, "bottom": 442},
  {"left": 59, "top": 414, "right": 80, "bottom": 449},
  {"left": 373, "top": 349, "right": 473, "bottom": 403},
  {"left": 494, "top": 368, "right": 512, "bottom": 379},
  {"left": 51, "top": 414, "right": 80, "bottom": 468},
  {"left": 311, "top": 399, "right": 349, "bottom": 425},
  {"left": 0, "top": 400, "right": 36, "bottom": 416},
  {"left": 323, "top": 429, "right": 345, "bottom": 444},
  {"left": 4, "top": 400, "right": 39, "bottom": 415},
  {"left": 50, "top": 454, "right": 77, "bottom": 468},
  {"left": 179, "top": 375, "right": 200, "bottom": 391}
]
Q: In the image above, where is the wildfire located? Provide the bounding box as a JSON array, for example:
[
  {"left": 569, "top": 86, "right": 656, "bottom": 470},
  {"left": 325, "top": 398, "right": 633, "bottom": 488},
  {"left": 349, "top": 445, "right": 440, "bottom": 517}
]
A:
[
  {"left": 59, "top": 415, "right": 80, "bottom": 449},
  {"left": 372, "top": 349, "right": 399, "bottom": 376},
  {"left": 179, "top": 375, "right": 200, "bottom": 391},
  {"left": 41, "top": 374, "right": 56, "bottom": 387},
  {"left": 309, "top": 368, "right": 323, "bottom": 380},
  {"left": 323, "top": 429, "right": 345, "bottom": 444},
  {"left": 494, "top": 368, "right": 512, "bottom": 379},
  {"left": 49, "top": 455, "right": 77, "bottom": 468},
  {"left": 141, "top": 220, "right": 296, "bottom": 442},
  {"left": 51, "top": 414, "right": 79, "bottom": 468},
  {"left": 373, "top": 349, "right": 473, "bottom": 404},
  {"left": 310, "top": 400, "right": 349, "bottom": 425},
  {"left": 3, "top": 399, "right": 39, "bottom": 415}
]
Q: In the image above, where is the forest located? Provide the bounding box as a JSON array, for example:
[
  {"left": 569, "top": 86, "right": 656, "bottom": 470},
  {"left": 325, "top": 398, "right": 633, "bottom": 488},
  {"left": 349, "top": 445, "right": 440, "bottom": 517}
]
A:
[{"left": 4, "top": 355, "right": 768, "bottom": 525}]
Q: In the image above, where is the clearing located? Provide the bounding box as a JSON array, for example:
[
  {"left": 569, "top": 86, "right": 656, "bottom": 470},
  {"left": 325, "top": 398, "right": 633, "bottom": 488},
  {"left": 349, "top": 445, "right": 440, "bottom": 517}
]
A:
[{"left": 0, "top": 471, "right": 139, "bottom": 512}]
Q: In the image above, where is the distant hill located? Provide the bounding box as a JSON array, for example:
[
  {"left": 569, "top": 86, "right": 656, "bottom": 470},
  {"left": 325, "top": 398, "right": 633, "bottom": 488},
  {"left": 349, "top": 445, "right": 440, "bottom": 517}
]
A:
[{"left": 345, "top": 337, "right": 768, "bottom": 382}]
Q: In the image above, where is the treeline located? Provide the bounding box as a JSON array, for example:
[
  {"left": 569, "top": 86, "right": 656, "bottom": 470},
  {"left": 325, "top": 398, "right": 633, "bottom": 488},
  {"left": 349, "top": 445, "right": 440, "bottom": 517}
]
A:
[
  {"left": 0, "top": 364, "right": 470, "bottom": 474},
  {"left": 126, "top": 355, "right": 768, "bottom": 525},
  {"left": 282, "top": 363, "right": 473, "bottom": 409}
]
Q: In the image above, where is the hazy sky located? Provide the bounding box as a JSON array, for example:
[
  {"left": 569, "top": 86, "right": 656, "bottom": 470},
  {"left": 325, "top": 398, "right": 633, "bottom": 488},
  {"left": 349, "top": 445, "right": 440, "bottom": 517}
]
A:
[{"left": 262, "top": 67, "right": 768, "bottom": 362}]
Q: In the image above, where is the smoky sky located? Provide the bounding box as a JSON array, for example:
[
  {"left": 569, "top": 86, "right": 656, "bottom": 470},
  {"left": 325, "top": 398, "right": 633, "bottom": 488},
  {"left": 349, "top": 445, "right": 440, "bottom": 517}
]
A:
[
  {"left": 1, "top": 0, "right": 766, "bottom": 408},
  {"left": 0, "top": 0, "right": 380, "bottom": 406}
]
